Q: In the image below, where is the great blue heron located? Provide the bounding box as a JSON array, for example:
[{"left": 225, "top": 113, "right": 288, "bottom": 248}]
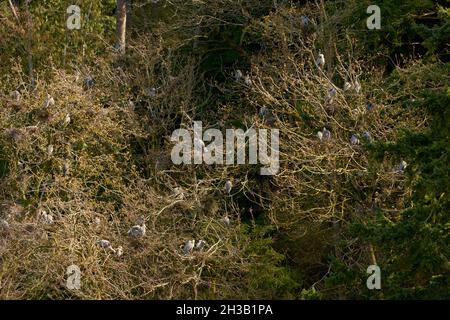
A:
[
  {"left": 83, "top": 76, "right": 94, "bottom": 90},
  {"left": 128, "top": 218, "right": 146, "bottom": 238},
  {"left": 259, "top": 106, "right": 269, "bottom": 118},
  {"left": 183, "top": 240, "right": 195, "bottom": 255},
  {"left": 315, "top": 53, "right": 325, "bottom": 69},
  {"left": 43, "top": 94, "right": 55, "bottom": 108},
  {"left": 300, "top": 15, "right": 310, "bottom": 27},
  {"left": 317, "top": 131, "right": 323, "bottom": 140},
  {"left": 363, "top": 131, "right": 372, "bottom": 142},
  {"left": 195, "top": 240, "right": 207, "bottom": 251},
  {"left": 116, "top": 246, "right": 123, "bottom": 257},
  {"left": 322, "top": 127, "right": 331, "bottom": 140},
  {"left": 40, "top": 210, "right": 54, "bottom": 224},
  {"left": 63, "top": 113, "right": 71, "bottom": 126},
  {"left": 221, "top": 216, "right": 231, "bottom": 227},
  {"left": 97, "top": 239, "right": 115, "bottom": 253},
  {"left": 395, "top": 160, "right": 408, "bottom": 173},
  {"left": 234, "top": 70, "right": 243, "bottom": 81},
  {"left": 350, "top": 134, "right": 360, "bottom": 145},
  {"left": 225, "top": 180, "right": 232, "bottom": 195},
  {"left": 47, "top": 144, "right": 54, "bottom": 156},
  {"left": 244, "top": 75, "right": 252, "bottom": 86}
]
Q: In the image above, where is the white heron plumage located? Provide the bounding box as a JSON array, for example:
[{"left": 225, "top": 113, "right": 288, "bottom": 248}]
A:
[
  {"left": 244, "top": 75, "right": 252, "bottom": 86},
  {"left": 363, "top": 131, "right": 372, "bottom": 142},
  {"left": 396, "top": 160, "right": 408, "bottom": 173},
  {"left": 300, "top": 15, "right": 310, "bottom": 26},
  {"left": 195, "top": 240, "right": 207, "bottom": 251},
  {"left": 350, "top": 134, "right": 360, "bottom": 145},
  {"left": 322, "top": 127, "right": 331, "bottom": 140},
  {"left": 221, "top": 216, "right": 231, "bottom": 227},
  {"left": 63, "top": 113, "right": 71, "bottom": 125},
  {"left": 183, "top": 240, "right": 195, "bottom": 255},
  {"left": 344, "top": 82, "right": 352, "bottom": 91},
  {"left": 259, "top": 106, "right": 269, "bottom": 118},
  {"left": 225, "top": 180, "right": 232, "bottom": 194},
  {"left": 315, "top": 53, "right": 325, "bottom": 69},
  {"left": 40, "top": 210, "right": 54, "bottom": 224},
  {"left": 147, "top": 87, "right": 157, "bottom": 97},
  {"left": 47, "top": 144, "right": 54, "bottom": 156},
  {"left": 234, "top": 69, "right": 243, "bottom": 81},
  {"left": 128, "top": 222, "right": 146, "bottom": 238},
  {"left": 97, "top": 239, "right": 115, "bottom": 253},
  {"left": 317, "top": 131, "right": 323, "bottom": 140},
  {"left": 43, "top": 94, "right": 55, "bottom": 108}
]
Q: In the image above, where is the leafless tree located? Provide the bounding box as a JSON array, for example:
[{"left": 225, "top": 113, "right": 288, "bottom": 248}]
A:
[{"left": 116, "top": 0, "right": 127, "bottom": 54}]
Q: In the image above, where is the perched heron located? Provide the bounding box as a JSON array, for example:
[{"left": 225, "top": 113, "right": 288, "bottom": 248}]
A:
[
  {"left": 315, "top": 53, "right": 325, "bottom": 69},
  {"left": 234, "top": 69, "right": 243, "bottom": 81},
  {"left": 83, "top": 76, "right": 95, "bottom": 90},
  {"left": 195, "top": 240, "right": 207, "bottom": 251},
  {"left": 47, "top": 144, "right": 54, "bottom": 156},
  {"left": 171, "top": 187, "right": 184, "bottom": 198},
  {"left": 300, "top": 15, "right": 310, "bottom": 27},
  {"left": 244, "top": 75, "right": 252, "bottom": 86},
  {"left": 259, "top": 106, "right": 269, "bottom": 118},
  {"left": 40, "top": 210, "right": 54, "bottom": 224},
  {"left": 128, "top": 218, "right": 146, "bottom": 238},
  {"left": 63, "top": 113, "right": 71, "bottom": 126},
  {"left": 354, "top": 80, "right": 361, "bottom": 93},
  {"left": 183, "top": 240, "right": 195, "bottom": 255},
  {"left": 97, "top": 239, "right": 115, "bottom": 253},
  {"left": 146, "top": 87, "right": 157, "bottom": 98},
  {"left": 326, "top": 87, "right": 337, "bottom": 103},
  {"left": 317, "top": 130, "right": 323, "bottom": 140},
  {"left": 396, "top": 160, "right": 408, "bottom": 173},
  {"left": 43, "top": 94, "right": 55, "bottom": 108},
  {"left": 116, "top": 246, "right": 123, "bottom": 257},
  {"left": 322, "top": 127, "right": 331, "bottom": 140},
  {"left": 363, "top": 131, "right": 372, "bottom": 142},
  {"left": 225, "top": 180, "right": 232, "bottom": 195},
  {"left": 350, "top": 134, "right": 360, "bottom": 145},
  {"left": 220, "top": 216, "right": 231, "bottom": 227}
]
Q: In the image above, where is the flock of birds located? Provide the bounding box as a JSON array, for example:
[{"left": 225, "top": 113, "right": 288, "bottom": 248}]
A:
[
  {"left": 2, "top": 39, "right": 409, "bottom": 260},
  {"left": 92, "top": 179, "right": 233, "bottom": 258},
  {"left": 312, "top": 52, "right": 407, "bottom": 172}
]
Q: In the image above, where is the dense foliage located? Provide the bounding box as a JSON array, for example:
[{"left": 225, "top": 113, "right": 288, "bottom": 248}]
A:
[{"left": 0, "top": 0, "right": 448, "bottom": 299}]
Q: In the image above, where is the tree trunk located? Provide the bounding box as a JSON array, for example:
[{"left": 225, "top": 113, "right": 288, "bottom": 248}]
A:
[
  {"left": 24, "top": 0, "right": 35, "bottom": 90},
  {"left": 116, "top": 0, "right": 127, "bottom": 54}
]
